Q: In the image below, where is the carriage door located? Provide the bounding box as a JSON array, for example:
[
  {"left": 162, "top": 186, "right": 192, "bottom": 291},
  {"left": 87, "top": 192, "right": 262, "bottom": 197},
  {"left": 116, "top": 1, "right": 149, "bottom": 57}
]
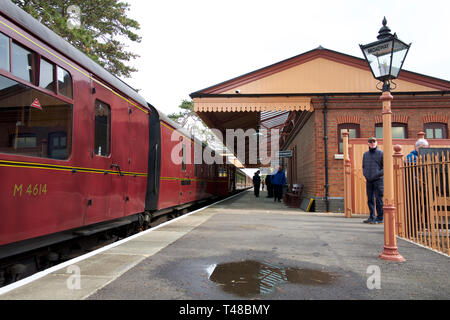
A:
[
  {"left": 89, "top": 80, "right": 129, "bottom": 222},
  {"left": 125, "top": 102, "right": 149, "bottom": 215},
  {"left": 180, "top": 138, "right": 194, "bottom": 204},
  {"left": 180, "top": 140, "right": 188, "bottom": 204},
  {"left": 229, "top": 166, "right": 236, "bottom": 192}
]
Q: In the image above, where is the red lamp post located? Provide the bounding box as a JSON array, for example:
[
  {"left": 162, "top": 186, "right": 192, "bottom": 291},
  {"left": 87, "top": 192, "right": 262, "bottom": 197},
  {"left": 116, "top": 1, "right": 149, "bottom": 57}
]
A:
[{"left": 360, "top": 17, "right": 411, "bottom": 262}]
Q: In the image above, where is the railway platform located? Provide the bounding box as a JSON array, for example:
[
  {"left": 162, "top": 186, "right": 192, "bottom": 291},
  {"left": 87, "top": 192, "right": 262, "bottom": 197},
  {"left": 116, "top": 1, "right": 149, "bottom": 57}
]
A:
[{"left": 0, "top": 189, "right": 449, "bottom": 301}]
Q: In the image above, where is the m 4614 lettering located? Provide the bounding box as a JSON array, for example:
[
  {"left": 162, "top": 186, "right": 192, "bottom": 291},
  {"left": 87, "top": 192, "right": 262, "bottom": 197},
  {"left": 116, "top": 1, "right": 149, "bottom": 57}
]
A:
[{"left": 13, "top": 184, "right": 48, "bottom": 197}]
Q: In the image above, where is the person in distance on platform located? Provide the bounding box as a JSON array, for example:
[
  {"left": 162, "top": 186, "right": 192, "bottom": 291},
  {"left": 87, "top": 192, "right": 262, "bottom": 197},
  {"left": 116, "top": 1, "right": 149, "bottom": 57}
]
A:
[
  {"left": 271, "top": 166, "right": 286, "bottom": 203},
  {"left": 253, "top": 170, "right": 261, "bottom": 197},
  {"left": 362, "top": 137, "right": 384, "bottom": 224},
  {"left": 265, "top": 173, "right": 273, "bottom": 198}
]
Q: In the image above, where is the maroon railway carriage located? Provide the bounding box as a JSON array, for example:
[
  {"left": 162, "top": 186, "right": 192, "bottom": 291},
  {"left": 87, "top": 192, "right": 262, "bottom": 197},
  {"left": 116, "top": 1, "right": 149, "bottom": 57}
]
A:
[
  {"left": 0, "top": 2, "right": 249, "bottom": 264},
  {"left": 155, "top": 111, "right": 236, "bottom": 211}
]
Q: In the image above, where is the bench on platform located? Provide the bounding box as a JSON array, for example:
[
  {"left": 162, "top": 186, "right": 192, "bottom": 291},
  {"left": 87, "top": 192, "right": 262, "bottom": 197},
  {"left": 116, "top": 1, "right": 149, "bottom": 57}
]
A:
[{"left": 284, "top": 184, "right": 303, "bottom": 208}]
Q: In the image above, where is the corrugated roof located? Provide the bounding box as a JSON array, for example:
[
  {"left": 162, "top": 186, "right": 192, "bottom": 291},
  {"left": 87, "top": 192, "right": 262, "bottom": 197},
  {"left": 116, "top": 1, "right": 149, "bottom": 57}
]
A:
[{"left": 260, "top": 111, "right": 290, "bottom": 129}]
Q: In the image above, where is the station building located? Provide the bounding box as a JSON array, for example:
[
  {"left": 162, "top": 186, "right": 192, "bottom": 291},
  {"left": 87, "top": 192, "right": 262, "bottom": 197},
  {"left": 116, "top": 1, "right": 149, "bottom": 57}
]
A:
[{"left": 191, "top": 47, "right": 450, "bottom": 212}]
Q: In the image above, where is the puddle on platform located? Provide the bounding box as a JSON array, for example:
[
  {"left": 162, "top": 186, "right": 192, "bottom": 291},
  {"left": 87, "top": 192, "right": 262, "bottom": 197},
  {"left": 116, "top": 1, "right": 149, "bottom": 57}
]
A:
[{"left": 207, "top": 260, "right": 337, "bottom": 297}]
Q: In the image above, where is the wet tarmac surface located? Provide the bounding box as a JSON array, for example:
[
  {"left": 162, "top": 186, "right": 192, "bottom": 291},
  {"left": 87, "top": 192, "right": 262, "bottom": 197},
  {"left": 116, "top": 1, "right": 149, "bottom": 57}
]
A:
[{"left": 208, "top": 260, "right": 338, "bottom": 297}]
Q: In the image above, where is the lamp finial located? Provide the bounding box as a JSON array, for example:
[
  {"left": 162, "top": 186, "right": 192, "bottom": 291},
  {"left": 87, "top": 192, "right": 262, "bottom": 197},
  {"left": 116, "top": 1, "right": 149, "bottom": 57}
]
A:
[{"left": 377, "top": 16, "right": 392, "bottom": 40}]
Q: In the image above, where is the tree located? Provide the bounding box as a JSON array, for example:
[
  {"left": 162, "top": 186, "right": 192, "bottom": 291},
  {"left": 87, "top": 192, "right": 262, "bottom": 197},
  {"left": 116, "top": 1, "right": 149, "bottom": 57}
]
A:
[
  {"left": 12, "top": 0, "right": 141, "bottom": 78},
  {"left": 168, "top": 99, "right": 223, "bottom": 150},
  {"left": 168, "top": 99, "right": 197, "bottom": 128}
]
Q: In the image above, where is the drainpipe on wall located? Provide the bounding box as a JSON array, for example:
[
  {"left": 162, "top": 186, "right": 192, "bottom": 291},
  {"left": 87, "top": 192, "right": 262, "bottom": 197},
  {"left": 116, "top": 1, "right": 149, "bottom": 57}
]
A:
[{"left": 323, "top": 95, "right": 330, "bottom": 212}]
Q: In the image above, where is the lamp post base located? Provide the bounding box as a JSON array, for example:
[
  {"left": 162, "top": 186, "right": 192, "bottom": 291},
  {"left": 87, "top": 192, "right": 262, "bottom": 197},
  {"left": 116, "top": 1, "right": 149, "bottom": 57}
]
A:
[
  {"left": 379, "top": 204, "right": 406, "bottom": 262},
  {"left": 379, "top": 246, "right": 406, "bottom": 262}
]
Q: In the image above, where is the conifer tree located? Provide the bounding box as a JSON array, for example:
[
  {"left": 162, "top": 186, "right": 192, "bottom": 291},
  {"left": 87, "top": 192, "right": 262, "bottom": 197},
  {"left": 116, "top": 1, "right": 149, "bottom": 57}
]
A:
[
  {"left": 168, "top": 99, "right": 223, "bottom": 149},
  {"left": 12, "top": 0, "right": 141, "bottom": 78}
]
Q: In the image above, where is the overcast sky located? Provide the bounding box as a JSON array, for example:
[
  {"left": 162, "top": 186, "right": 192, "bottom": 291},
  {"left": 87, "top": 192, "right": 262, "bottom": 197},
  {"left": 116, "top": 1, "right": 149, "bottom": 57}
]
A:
[{"left": 123, "top": 0, "right": 450, "bottom": 115}]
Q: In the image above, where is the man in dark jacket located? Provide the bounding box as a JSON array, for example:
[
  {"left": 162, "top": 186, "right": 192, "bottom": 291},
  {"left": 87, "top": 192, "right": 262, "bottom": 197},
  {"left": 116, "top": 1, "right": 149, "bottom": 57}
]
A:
[
  {"left": 362, "top": 137, "right": 384, "bottom": 224},
  {"left": 271, "top": 166, "right": 287, "bottom": 202},
  {"left": 265, "top": 174, "right": 273, "bottom": 198},
  {"left": 253, "top": 170, "right": 261, "bottom": 197}
]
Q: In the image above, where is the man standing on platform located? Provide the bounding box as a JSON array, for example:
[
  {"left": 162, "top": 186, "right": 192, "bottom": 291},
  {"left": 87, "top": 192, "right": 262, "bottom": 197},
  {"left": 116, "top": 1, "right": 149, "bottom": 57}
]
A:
[
  {"left": 265, "top": 173, "right": 273, "bottom": 198},
  {"left": 362, "top": 137, "right": 384, "bottom": 224},
  {"left": 271, "top": 166, "right": 286, "bottom": 202},
  {"left": 253, "top": 170, "right": 261, "bottom": 197}
]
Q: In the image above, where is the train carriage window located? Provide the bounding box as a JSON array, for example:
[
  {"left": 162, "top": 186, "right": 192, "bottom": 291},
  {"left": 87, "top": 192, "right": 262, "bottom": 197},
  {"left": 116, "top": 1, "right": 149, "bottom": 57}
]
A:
[
  {"left": 0, "top": 74, "right": 72, "bottom": 159},
  {"left": 0, "top": 32, "right": 9, "bottom": 72},
  {"left": 181, "top": 144, "right": 186, "bottom": 171},
  {"left": 12, "top": 42, "right": 33, "bottom": 82},
  {"left": 39, "top": 59, "right": 55, "bottom": 92},
  {"left": 57, "top": 66, "right": 72, "bottom": 99},
  {"left": 94, "top": 100, "right": 111, "bottom": 156},
  {"left": 218, "top": 166, "right": 227, "bottom": 177}
]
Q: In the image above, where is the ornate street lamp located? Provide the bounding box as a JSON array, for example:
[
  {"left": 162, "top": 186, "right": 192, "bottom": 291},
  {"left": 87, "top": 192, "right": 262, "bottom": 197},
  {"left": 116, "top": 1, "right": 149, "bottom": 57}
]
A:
[
  {"left": 360, "top": 17, "right": 410, "bottom": 262},
  {"left": 360, "top": 17, "right": 411, "bottom": 92}
]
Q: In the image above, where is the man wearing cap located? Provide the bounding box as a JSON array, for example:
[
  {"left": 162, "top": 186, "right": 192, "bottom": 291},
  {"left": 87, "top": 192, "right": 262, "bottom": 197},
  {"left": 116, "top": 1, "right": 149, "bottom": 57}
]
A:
[{"left": 362, "top": 137, "right": 384, "bottom": 224}]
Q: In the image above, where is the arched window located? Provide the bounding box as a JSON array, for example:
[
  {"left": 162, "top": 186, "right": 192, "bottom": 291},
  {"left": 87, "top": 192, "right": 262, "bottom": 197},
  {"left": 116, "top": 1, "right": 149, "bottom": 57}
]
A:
[{"left": 424, "top": 122, "right": 448, "bottom": 139}]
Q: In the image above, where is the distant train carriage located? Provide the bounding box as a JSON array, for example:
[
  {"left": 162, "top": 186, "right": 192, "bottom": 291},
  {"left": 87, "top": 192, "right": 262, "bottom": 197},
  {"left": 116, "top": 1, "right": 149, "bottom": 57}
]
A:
[{"left": 236, "top": 169, "right": 252, "bottom": 190}]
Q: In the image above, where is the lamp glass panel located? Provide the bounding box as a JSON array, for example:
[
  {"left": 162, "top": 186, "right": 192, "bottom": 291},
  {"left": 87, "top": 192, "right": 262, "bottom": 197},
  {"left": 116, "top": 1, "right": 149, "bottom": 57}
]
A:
[
  {"left": 390, "top": 40, "right": 409, "bottom": 78},
  {"left": 363, "top": 40, "right": 393, "bottom": 79}
]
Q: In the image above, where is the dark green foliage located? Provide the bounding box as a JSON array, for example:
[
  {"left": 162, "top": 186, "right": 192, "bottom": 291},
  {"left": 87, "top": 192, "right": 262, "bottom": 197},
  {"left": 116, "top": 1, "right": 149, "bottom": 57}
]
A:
[
  {"left": 168, "top": 99, "right": 196, "bottom": 127},
  {"left": 12, "top": 0, "right": 141, "bottom": 78}
]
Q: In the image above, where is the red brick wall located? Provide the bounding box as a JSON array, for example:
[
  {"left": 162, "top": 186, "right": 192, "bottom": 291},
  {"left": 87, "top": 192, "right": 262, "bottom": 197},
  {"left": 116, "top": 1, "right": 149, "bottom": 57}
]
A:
[
  {"left": 287, "top": 114, "right": 316, "bottom": 197},
  {"left": 286, "top": 94, "right": 450, "bottom": 203},
  {"left": 316, "top": 95, "right": 450, "bottom": 199}
]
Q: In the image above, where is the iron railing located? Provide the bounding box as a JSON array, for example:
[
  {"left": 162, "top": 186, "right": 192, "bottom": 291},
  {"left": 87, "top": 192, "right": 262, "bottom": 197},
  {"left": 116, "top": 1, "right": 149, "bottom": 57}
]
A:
[{"left": 396, "top": 151, "right": 449, "bottom": 255}]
